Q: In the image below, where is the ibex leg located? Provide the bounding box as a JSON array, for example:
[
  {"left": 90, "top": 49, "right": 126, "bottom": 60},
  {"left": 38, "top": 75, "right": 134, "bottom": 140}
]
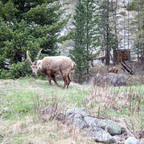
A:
[
  {"left": 47, "top": 71, "right": 52, "bottom": 85},
  {"left": 51, "top": 74, "right": 58, "bottom": 85}
]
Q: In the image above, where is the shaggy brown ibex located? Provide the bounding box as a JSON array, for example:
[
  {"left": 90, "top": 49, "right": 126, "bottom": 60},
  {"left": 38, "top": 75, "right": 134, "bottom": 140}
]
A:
[{"left": 27, "top": 49, "right": 76, "bottom": 88}]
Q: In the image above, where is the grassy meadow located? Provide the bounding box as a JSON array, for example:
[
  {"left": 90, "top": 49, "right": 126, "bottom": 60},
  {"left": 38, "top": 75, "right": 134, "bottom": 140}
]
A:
[{"left": 0, "top": 78, "right": 144, "bottom": 144}]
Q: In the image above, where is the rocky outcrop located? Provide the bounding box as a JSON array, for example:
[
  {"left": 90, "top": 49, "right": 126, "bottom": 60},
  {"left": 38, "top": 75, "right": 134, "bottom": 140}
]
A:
[
  {"left": 92, "top": 72, "right": 141, "bottom": 87},
  {"left": 42, "top": 106, "right": 141, "bottom": 144},
  {"left": 66, "top": 107, "right": 124, "bottom": 143}
]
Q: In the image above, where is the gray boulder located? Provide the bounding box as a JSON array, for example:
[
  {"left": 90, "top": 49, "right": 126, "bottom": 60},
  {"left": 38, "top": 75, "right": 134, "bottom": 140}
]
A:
[
  {"left": 65, "top": 107, "right": 124, "bottom": 143},
  {"left": 106, "top": 73, "right": 130, "bottom": 86},
  {"left": 124, "top": 137, "right": 139, "bottom": 144},
  {"left": 88, "top": 127, "right": 115, "bottom": 143},
  {"left": 84, "top": 117, "right": 122, "bottom": 135},
  {"left": 98, "top": 119, "right": 122, "bottom": 135}
]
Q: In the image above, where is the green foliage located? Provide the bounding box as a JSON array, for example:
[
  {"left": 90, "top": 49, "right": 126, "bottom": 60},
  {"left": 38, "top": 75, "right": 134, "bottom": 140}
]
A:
[
  {"left": 0, "top": 61, "right": 31, "bottom": 79},
  {"left": 0, "top": 0, "right": 18, "bottom": 21},
  {"left": 70, "top": 0, "right": 86, "bottom": 83},
  {"left": 0, "top": 0, "right": 69, "bottom": 79},
  {"left": 126, "top": 0, "right": 138, "bottom": 11},
  {"left": 70, "top": 0, "right": 100, "bottom": 83}
]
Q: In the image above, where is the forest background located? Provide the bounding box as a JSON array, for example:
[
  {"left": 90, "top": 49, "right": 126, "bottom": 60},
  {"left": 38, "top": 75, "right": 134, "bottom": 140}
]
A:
[{"left": 0, "top": 0, "right": 144, "bottom": 83}]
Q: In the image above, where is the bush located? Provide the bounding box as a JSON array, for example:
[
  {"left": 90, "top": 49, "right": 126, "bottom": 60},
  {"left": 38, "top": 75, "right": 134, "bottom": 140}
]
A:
[{"left": 0, "top": 61, "right": 31, "bottom": 79}]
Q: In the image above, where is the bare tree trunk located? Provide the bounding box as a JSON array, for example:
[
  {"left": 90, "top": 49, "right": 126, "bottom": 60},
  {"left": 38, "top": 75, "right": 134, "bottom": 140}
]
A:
[{"left": 105, "top": 0, "right": 110, "bottom": 66}]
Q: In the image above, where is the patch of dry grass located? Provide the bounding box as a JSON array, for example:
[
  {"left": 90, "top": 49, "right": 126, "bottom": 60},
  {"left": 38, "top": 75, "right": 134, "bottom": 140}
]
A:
[{"left": 86, "top": 85, "right": 144, "bottom": 135}]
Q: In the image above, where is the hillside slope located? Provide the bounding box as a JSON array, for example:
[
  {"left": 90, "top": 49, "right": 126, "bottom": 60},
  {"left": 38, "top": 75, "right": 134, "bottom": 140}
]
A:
[{"left": 0, "top": 78, "right": 144, "bottom": 143}]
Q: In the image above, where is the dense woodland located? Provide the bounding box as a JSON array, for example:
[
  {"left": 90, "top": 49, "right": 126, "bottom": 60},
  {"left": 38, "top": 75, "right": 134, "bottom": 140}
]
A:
[{"left": 0, "top": 0, "right": 144, "bottom": 83}]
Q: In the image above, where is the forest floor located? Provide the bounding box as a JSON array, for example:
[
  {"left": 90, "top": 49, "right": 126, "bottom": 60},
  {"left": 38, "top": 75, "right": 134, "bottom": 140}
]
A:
[
  {"left": 89, "top": 61, "right": 144, "bottom": 83},
  {"left": 0, "top": 78, "right": 144, "bottom": 144},
  {"left": 90, "top": 61, "right": 144, "bottom": 75}
]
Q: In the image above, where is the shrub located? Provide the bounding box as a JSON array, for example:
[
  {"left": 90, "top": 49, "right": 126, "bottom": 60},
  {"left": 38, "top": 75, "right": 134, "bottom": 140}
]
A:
[{"left": 0, "top": 61, "right": 31, "bottom": 79}]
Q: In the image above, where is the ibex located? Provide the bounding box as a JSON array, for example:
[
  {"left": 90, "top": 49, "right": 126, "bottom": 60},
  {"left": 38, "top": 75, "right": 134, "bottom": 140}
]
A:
[{"left": 26, "top": 49, "right": 76, "bottom": 88}]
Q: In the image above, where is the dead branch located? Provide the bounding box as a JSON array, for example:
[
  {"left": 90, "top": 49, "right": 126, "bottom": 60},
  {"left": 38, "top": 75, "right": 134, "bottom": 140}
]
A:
[{"left": 121, "top": 62, "right": 135, "bottom": 75}]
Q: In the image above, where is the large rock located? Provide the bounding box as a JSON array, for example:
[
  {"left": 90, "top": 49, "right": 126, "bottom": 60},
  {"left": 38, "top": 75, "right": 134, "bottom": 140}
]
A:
[
  {"left": 104, "top": 73, "right": 141, "bottom": 86},
  {"left": 66, "top": 108, "right": 124, "bottom": 143},
  {"left": 98, "top": 119, "right": 122, "bottom": 135},
  {"left": 88, "top": 127, "right": 115, "bottom": 143},
  {"left": 106, "top": 73, "right": 130, "bottom": 86},
  {"left": 84, "top": 116, "right": 122, "bottom": 135},
  {"left": 124, "top": 137, "right": 139, "bottom": 144}
]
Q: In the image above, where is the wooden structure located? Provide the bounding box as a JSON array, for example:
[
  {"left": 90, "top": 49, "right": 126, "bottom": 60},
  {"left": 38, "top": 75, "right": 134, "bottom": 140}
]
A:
[{"left": 113, "top": 49, "right": 130, "bottom": 63}]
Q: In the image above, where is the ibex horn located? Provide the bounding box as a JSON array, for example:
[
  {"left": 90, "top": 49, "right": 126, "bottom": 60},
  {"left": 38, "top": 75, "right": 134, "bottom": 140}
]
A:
[
  {"left": 35, "top": 49, "right": 42, "bottom": 63},
  {"left": 26, "top": 51, "right": 32, "bottom": 65}
]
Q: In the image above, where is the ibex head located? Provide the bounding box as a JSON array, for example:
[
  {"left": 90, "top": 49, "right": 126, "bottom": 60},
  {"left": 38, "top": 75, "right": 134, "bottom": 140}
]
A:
[{"left": 26, "top": 49, "right": 42, "bottom": 76}]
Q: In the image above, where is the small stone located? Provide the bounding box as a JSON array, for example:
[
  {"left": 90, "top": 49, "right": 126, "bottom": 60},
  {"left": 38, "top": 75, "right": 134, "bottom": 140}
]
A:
[{"left": 124, "top": 137, "right": 139, "bottom": 144}]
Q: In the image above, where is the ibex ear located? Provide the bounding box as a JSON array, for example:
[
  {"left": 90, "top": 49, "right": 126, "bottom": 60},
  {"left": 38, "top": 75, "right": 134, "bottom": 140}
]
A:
[
  {"left": 34, "top": 49, "right": 42, "bottom": 64},
  {"left": 26, "top": 51, "right": 32, "bottom": 65}
]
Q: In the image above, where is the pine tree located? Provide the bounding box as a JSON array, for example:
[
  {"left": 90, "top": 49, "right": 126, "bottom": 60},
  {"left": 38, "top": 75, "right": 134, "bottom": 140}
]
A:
[
  {"left": 70, "top": 0, "right": 100, "bottom": 83},
  {"left": 83, "top": 0, "right": 101, "bottom": 75},
  {"left": 98, "top": 0, "right": 118, "bottom": 65},
  {"left": 70, "top": 0, "right": 86, "bottom": 83},
  {"left": 99, "top": 0, "right": 110, "bottom": 65},
  {"left": 0, "top": 0, "right": 69, "bottom": 78}
]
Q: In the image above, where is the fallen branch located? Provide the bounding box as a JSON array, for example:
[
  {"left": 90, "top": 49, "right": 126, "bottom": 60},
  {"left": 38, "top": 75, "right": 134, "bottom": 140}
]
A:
[{"left": 121, "top": 62, "right": 135, "bottom": 75}]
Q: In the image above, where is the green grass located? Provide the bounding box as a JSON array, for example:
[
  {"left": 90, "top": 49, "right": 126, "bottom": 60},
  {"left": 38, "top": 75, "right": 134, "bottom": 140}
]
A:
[
  {"left": 0, "top": 78, "right": 89, "bottom": 119},
  {"left": 0, "top": 78, "right": 144, "bottom": 143}
]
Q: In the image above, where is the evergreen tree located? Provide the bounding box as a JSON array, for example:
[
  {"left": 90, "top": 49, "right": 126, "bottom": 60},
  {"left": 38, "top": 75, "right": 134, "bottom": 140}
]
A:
[
  {"left": 70, "top": 0, "right": 86, "bottom": 83},
  {"left": 83, "top": 0, "right": 101, "bottom": 75},
  {"left": 70, "top": 0, "right": 100, "bottom": 83},
  {"left": 98, "top": 0, "right": 118, "bottom": 65},
  {"left": 0, "top": 0, "right": 69, "bottom": 78},
  {"left": 99, "top": 0, "right": 110, "bottom": 65}
]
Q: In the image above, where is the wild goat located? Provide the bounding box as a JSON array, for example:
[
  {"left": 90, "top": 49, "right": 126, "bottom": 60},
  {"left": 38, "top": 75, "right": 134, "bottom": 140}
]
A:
[
  {"left": 108, "top": 66, "right": 118, "bottom": 73},
  {"left": 27, "top": 49, "right": 76, "bottom": 88}
]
